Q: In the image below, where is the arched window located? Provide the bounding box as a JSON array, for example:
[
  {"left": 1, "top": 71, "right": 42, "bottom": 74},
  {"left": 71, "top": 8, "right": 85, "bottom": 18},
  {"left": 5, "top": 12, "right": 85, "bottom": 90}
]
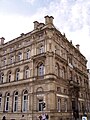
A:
[
  {"left": 16, "top": 69, "right": 20, "bottom": 81},
  {"left": 5, "top": 93, "right": 10, "bottom": 111},
  {"left": 22, "top": 90, "right": 28, "bottom": 112},
  {"left": 7, "top": 71, "right": 11, "bottom": 82},
  {"left": 39, "top": 45, "right": 44, "bottom": 54},
  {"left": 38, "top": 63, "right": 44, "bottom": 76},
  {"left": 26, "top": 50, "right": 30, "bottom": 59},
  {"left": 24, "top": 66, "right": 29, "bottom": 79},
  {"left": 36, "top": 87, "right": 44, "bottom": 111},
  {"left": 18, "top": 52, "right": 22, "bottom": 61},
  {"left": 13, "top": 91, "right": 18, "bottom": 112},
  {"left": 0, "top": 73, "right": 4, "bottom": 83},
  {"left": 0, "top": 94, "right": 2, "bottom": 111}
]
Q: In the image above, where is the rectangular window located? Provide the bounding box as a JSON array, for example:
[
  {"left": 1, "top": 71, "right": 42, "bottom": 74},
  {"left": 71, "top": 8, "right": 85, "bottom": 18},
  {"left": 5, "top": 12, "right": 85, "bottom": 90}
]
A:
[
  {"left": 39, "top": 46, "right": 44, "bottom": 54},
  {"left": 57, "top": 98, "right": 61, "bottom": 112},
  {"left": 38, "top": 99, "right": 43, "bottom": 111},
  {"left": 65, "top": 99, "right": 67, "bottom": 112},
  {"left": 23, "top": 95, "right": 28, "bottom": 112},
  {"left": 0, "top": 74, "right": 4, "bottom": 83}
]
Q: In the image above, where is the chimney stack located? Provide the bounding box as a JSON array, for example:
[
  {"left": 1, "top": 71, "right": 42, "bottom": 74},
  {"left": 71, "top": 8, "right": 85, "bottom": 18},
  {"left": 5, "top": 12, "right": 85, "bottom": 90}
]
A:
[
  {"left": 44, "top": 15, "right": 54, "bottom": 25},
  {"left": 0, "top": 37, "right": 5, "bottom": 45},
  {"left": 33, "top": 21, "right": 39, "bottom": 29}
]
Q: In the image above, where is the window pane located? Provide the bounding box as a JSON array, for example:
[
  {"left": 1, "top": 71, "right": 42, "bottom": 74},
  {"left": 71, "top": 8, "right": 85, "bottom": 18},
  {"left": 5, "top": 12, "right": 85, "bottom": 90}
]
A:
[
  {"left": 38, "top": 64, "right": 44, "bottom": 76},
  {"left": 23, "top": 92, "right": 28, "bottom": 112},
  {"left": 39, "top": 99, "right": 43, "bottom": 111}
]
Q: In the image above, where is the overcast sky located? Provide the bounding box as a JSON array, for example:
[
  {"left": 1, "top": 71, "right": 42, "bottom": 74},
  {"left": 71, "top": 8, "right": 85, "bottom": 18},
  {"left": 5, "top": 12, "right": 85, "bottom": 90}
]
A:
[{"left": 0, "top": 0, "right": 90, "bottom": 68}]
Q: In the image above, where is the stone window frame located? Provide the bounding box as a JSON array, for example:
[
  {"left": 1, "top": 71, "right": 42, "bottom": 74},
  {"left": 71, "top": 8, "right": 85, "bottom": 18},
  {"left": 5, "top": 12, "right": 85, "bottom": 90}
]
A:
[
  {"left": 5, "top": 92, "right": 10, "bottom": 112},
  {"left": 0, "top": 93, "right": 2, "bottom": 111},
  {"left": 36, "top": 43, "right": 44, "bottom": 54},
  {"left": 7, "top": 70, "right": 12, "bottom": 82},
  {"left": 57, "top": 97, "right": 61, "bottom": 112},
  {"left": 55, "top": 63, "right": 59, "bottom": 76},
  {"left": 36, "top": 87, "right": 44, "bottom": 111},
  {"left": 18, "top": 52, "right": 22, "bottom": 61},
  {"left": 15, "top": 68, "right": 20, "bottom": 81},
  {"left": 22, "top": 90, "right": 28, "bottom": 112},
  {"left": 26, "top": 49, "right": 31, "bottom": 59},
  {"left": 13, "top": 91, "right": 18, "bottom": 112},
  {"left": 37, "top": 62, "right": 44, "bottom": 76},
  {"left": 0, "top": 72, "right": 4, "bottom": 83},
  {"left": 24, "top": 66, "right": 30, "bottom": 79}
]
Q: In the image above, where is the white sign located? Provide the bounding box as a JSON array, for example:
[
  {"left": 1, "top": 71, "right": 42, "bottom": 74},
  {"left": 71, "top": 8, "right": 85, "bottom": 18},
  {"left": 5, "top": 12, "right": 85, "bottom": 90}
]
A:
[{"left": 82, "top": 116, "right": 87, "bottom": 120}]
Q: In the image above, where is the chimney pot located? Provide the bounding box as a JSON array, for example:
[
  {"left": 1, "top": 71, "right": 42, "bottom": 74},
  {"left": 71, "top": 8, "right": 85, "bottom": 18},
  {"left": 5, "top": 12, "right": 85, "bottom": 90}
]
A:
[
  {"left": 0, "top": 37, "right": 5, "bottom": 45},
  {"left": 44, "top": 15, "right": 54, "bottom": 25}
]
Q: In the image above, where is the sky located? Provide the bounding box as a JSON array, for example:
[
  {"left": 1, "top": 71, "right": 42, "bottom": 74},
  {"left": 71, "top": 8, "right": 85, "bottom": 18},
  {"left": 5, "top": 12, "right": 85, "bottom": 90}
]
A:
[{"left": 0, "top": 0, "right": 90, "bottom": 68}]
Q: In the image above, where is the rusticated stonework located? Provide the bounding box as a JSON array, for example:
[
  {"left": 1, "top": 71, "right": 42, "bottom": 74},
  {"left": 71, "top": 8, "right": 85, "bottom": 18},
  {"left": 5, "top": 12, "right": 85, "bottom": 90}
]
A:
[{"left": 0, "top": 16, "right": 90, "bottom": 120}]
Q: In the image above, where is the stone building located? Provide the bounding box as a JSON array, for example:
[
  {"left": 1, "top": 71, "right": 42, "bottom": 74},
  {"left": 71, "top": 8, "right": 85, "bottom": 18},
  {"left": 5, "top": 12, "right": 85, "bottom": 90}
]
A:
[{"left": 0, "top": 16, "right": 90, "bottom": 120}]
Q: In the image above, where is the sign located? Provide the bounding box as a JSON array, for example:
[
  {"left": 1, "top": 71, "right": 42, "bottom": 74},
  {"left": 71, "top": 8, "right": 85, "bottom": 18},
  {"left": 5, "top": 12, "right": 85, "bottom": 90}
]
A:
[{"left": 82, "top": 116, "right": 87, "bottom": 120}]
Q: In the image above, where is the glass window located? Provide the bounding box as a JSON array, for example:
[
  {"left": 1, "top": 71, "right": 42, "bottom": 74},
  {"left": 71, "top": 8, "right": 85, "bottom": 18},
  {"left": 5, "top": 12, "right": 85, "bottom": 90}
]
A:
[
  {"left": 5, "top": 93, "right": 10, "bottom": 111},
  {"left": 60, "top": 67, "right": 65, "bottom": 79},
  {"left": 8, "top": 71, "right": 11, "bottom": 82},
  {"left": 0, "top": 94, "right": 2, "bottom": 111},
  {"left": 55, "top": 64, "right": 59, "bottom": 76},
  {"left": 25, "top": 67, "right": 29, "bottom": 79},
  {"left": 10, "top": 56, "right": 13, "bottom": 64},
  {"left": 38, "top": 64, "right": 44, "bottom": 76},
  {"left": 0, "top": 73, "right": 4, "bottom": 83},
  {"left": 64, "top": 99, "right": 67, "bottom": 112},
  {"left": 13, "top": 92, "right": 18, "bottom": 112},
  {"left": 16, "top": 69, "right": 20, "bottom": 81},
  {"left": 18, "top": 52, "right": 22, "bottom": 61},
  {"left": 57, "top": 98, "right": 61, "bottom": 112},
  {"left": 26, "top": 50, "right": 30, "bottom": 59},
  {"left": 3, "top": 58, "right": 6, "bottom": 65},
  {"left": 39, "top": 45, "right": 44, "bottom": 54},
  {"left": 22, "top": 90, "right": 28, "bottom": 112},
  {"left": 38, "top": 99, "right": 43, "bottom": 111}
]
